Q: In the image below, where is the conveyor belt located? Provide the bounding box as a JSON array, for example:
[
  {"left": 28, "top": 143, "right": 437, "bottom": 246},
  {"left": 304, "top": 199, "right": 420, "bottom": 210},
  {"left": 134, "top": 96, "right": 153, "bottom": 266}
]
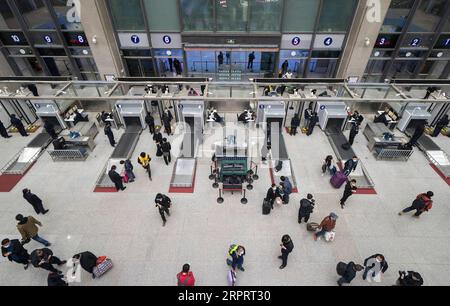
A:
[
  {"left": 110, "top": 132, "right": 141, "bottom": 159},
  {"left": 180, "top": 132, "right": 196, "bottom": 158},
  {"left": 327, "top": 131, "right": 355, "bottom": 161},
  {"left": 405, "top": 128, "right": 440, "bottom": 151},
  {"left": 27, "top": 133, "right": 52, "bottom": 148}
]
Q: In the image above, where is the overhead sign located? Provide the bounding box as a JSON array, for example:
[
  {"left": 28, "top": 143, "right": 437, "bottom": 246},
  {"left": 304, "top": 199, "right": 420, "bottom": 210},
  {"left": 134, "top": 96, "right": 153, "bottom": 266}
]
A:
[
  {"left": 150, "top": 33, "right": 181, "bottom": 49},
  {"left": 281, "top": 34, "right": 312, "bottom": 49},
  {"left": 118, "top": 33, "right": 149, "bottom": 48},
  {"left": 313, "top": 34, "right": 345, "bottom": 49}
]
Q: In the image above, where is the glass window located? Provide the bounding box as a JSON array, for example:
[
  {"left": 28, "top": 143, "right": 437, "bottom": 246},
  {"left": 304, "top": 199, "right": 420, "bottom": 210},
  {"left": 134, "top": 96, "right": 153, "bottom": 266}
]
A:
[
  {"left": 63, "top": 32, "right": 89, "bottom": 46},
  {"left": 366, "top": 59, "right": 390, "bottom": 74},
  {"left": 389, "top": 60, "right": 421, "bottom": 78},
  {"left": 181, "top": 0, "right": 213, "bottom": 31},
  {"left": 0, "top": 2, "right": 20, "bottom": 29},
  {"left": 283, "top": 0, "right": 319, "bottom": 32},
  {"left": 279, "top": 50, "right": 309, "bottom": 58},
  {"left": 143, "top": 0, "right": 180, "bottom": 32},
  {"left": 250, "top": 0, "right": 283, "bottom": 32},
  {"left": 311, "top": 50, "right": 341, "bottom": 58},
  {"left": 216, "top": 0, "right": 248, "bottom": 32},
  {"left": 317, "top": 0, "right": 357, "bottom": 32},
  {"left": 36, "top": 48, "right": 66, "bottom": 56},
  {"left": 108, "top": 0, "right": 145, "bottom": 31},
  {"left": 153, "top": 49, "right": 183, "bottom": 57},
  {"left": 409, "top": 0, "right": 446, "bottom": 32},
  {"left": 16, "top": 0, "right": 55, "bottom": 29},
  {"left": 420, "top": 60, "right": 448, "bottom": 78},
  {"left": 380, "top": 0, "right": 414, "bottom": 33},
  {"left": 444, "top": 18, "right": 450, "bottom": 32},
  {"left": 30, "top": 31, "right": 61, "bottom": 46},
  {"left": 50, "top": 0, "right": 83, "bottom": 31}
]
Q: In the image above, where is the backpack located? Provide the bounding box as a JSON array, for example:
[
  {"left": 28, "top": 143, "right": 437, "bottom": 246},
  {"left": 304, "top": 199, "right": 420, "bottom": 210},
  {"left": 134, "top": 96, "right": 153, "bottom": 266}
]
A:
[{"left": 336, "top": 262, "right": 347, "bottom": 276}]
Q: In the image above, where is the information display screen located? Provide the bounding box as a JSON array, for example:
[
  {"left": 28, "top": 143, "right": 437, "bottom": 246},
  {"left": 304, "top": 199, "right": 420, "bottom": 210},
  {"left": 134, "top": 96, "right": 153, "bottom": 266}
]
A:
[
  {"left": 63, "top": 32, "right": 89, "bottom": 47},
  {"left": 374, "top": 34, "right": 399, "bottom": 49}
]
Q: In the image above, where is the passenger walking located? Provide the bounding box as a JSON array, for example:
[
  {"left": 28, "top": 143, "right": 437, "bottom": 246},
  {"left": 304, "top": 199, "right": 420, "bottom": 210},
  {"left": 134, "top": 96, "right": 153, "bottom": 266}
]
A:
[
  {"left": 155, "top": 193, "right": 172, "bottom": 227},
  {"left": 120, "top": 159, "right": 135, "bottom": 183},
  {"left": 280, "top": 176, "right": 292, "bottom": 204},
  {"left": 162, "top": 113, "right": 172, "bottom": 135},
  {"left": 10, "top": 114, "right": 28, "bottom": 136},
  {"left": 43, "top": 120, "right": 58, "bottom": 139},
  {"left": 431, "top": 114, "right": 449, "bottom": 137},
  {"left": 281, "top": 60, "right": 289, "bottom": 75},
  {"left": 177, "top": 263, "right": 196, "bottom": 286},
  {"left": 227, "top": 245, "right": 246, "bottom": 272},
  {"left": 174, "top": 58, "right": 182, "bottom": 75},
  {"left": 363, "top": 254, "right": 388, "bottom": 282},
  {"left": 314, "top": 213, "right": 338, "bottom": 241},
  {"left": 337, "top": 261, "right": 364, "bottom": 286},
  {"left": 306, "top": 112, "right": 319, "bottom": 136},
  {"left": 1, "top": 238, "right": 30, "bottom": 270},
  {"left": 104, "top": 123, "right": 115, "bottom": 147},
  {"left": 161, "top": 138, "right": 172, "bottom": 165},
  {"left": 15, "top": 214, "right": 51, "bottom": 246},
  {"left": 343, "top": 156, "right": 359, "bottom": 176},
  {"left": 153, "top": 127, "right": 163, "bottom": 144},
  {"left": 348, "top": 122, "right": 359, "bottom": 146},
  {"left": 218, "top": 52, "right": 224, "bottom": 66},
  {"left": 72, "top": 251, "right": 98, "bottom": 278},
  {"left": 340, "top": 179, "right": 357, "bottom": 209},
  {"left": 247, "top": 52, "right": 255, "bottom": 71},
  {"left": 137, "top": 152, "right": 152, "bottom": 181},
  {"left": 266, "top": 184, "right": 282, "bottom": 209},
  {"left": 22, "top": 188, "right": 49, "bottom": 215},
  {"left": 30, "top": 248, "right": 66, "bottom": 274},
  {"left": 145, "top": 113, "right": 155, "bottom": 134},
  {"left": 278, "top": 235, "right": 294, "bottom": 269},
  {"left": 322, "top": 155, "right": 337, "bottom": 176},
  {"left": 290, "top": 114, "right": 300, "bottom": 136},
  {"left": 406, "top": 121, "right": 425, "bottom": 147},
  {"left": 303, "top": 103, "right": 313, "bottom": 130},
  {"left": 298, "top": 194, "right": 315, "bottom": 224},
  {"left": 0, "top": 120, "right": 12, "bottom": 138},
  {"left": 398, "top": 191, "right": 433, "bottom": 218},
  {"left": 108, "top": 165, "right": 126, "bottom": 191}
]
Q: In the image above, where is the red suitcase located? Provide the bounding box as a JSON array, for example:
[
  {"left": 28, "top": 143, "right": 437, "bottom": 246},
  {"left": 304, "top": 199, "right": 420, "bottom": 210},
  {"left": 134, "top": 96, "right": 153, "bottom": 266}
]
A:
[{"left": 330, "top": 171, "right": 347, "bottom": 188}]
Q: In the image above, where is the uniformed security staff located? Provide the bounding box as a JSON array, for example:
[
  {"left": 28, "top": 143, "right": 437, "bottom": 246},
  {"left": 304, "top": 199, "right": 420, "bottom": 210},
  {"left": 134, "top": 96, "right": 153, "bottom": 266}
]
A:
[
  {"left": 108, "top": 165, "right": 126, "bottom": 191},
  {"left": 43, "top": 120, "right": 58, "bottom": 139},
  {"left": 104, "top": 123, "right": 115, "bottom": 147},
  {"left": 137, "top": 152, "right": 152, "bottom": 181},
  {"left": 10, "top": 114, "right": 28, "bottom": 137},
  {"left": 0, "top": 120, "right": 11, "bottom": 138}
]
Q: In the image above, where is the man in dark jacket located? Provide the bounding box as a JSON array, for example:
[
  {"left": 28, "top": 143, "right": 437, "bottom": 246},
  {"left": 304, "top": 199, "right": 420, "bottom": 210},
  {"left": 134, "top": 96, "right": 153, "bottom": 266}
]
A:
[
  {"left": 298, "top": 194, "right": 315, "bottom": 223},
  {"left": 266, "top": 184, "right": 281, "bottom": 209},
  {"left": 10, "top": 114, "right": 28, "bottom": 136},
  {"left": 340, "top": 179, "right": 357, "bottom": 209},
  {"left": 145, "top": 113, "right": 155, "bottom": 134},
  {"left": 290, "top": 114, "right": 300, "bottom": 136},
  {"left": 27, "top": 84, "right": 39, "bottom": 96},
  {"left": 162, "top": 113, "right": 172, "bottom": 135},
  {"left": 348, "top": 122, "right": 359, "bottom": 146},
  {"left": 406, "top": 121, "right": 425, "bottom": 147},
  {"left": 431, "top": 114, "right": 449, "bottom": 137},
  {"left": 43, "top": 120, "right": 58, "bottom": 139},
  {"left": 278, "top": 235, "right": 294, "bottom": 269},
  {"left": 174, "top": 58, "right": 182, "bottom": 75},
  {"left": 363, "top": 254, "right": 388, "bottom": 282},
  {"left": 153, "top": 127, "right": 163, "bottom": 144},
  {"left": 0, "top": 120, "right": 11, "bottom": 138},
  {"left": 108, "top": 165, "right": 126, "bottom": 191},
  {"left": 397, "top": 271, "right": 423, "bottom": 286},
  {"left": 1, "top": 238, "right": 30, "bottom": 269},
  {"left": 72, "top": 251, "right": 98, "bottom": 278},
  {"left": 306, "top": 112, "right": 319, "bottom": 136},
  {"left": 104, "top": 123, "right": 115, "bottom": 147},
  {"left": 30, "top": 248, "right": 66, "bottom": 274},
  {"left": 47, "top": 272, "right": 68, "bottom": 286},
  {"left": 337, "top": 262, "right": 364, "bottom": 286},
  {"left": 155, "top": 193, "right": 172, "bottom": 227},
  {"left": 161, "top": 138, "right": 172, "bottom": 165},
  {"left": 343, "top": 156, "right": 359, "bottom": 176},
  {"left": 399, "top": 191, "right": 433, "bottom": 218},
  {"left": 22, "top": 188, "right": 49, "bottom": 215}
]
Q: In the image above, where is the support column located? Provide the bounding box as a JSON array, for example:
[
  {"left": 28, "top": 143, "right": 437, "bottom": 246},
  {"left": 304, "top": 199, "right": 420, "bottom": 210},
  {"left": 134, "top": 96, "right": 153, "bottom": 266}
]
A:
[
  {"left": 79, "top": 0, "right": 124, "bottom": 80},
  {"left": 336, "top": 0, "right": 391, "bottom": 81}
]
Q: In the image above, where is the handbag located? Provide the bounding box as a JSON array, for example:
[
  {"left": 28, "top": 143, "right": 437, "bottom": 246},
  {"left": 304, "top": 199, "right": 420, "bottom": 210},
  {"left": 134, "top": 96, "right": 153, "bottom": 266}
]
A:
[{"left": 324, "top": 231, "right": 335, "bottom": 242}]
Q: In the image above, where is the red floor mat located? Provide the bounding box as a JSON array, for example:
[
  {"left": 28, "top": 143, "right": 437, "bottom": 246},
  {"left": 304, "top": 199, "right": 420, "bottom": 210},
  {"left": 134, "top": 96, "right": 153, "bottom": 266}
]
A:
[
  {"left": 0, "top": 174, "right": 24, "bottom": 192},
  {"left": 93, "top": 187, "right": 118, "bottom": 193},
  {"left": 429, "top": 163, "right": 450, "bottom": 186},
  {"left": 354, "top": 188, "right": 377, "bottom": 195},
  {"left": 168, "top": 161, "right": 197, "bottom": 194}
]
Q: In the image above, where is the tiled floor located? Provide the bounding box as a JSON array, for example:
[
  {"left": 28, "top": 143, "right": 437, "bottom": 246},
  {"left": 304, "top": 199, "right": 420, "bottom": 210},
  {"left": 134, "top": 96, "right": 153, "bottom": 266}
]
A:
[{"left": 0, "top": 115, "right": 449, "bottom": 286}]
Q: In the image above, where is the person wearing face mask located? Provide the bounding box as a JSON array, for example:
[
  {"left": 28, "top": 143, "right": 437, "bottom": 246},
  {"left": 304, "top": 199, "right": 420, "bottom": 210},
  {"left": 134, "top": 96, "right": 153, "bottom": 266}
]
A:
[
  {"left": 1, "top": 238, "right": 30, "bottom": 270},
  {"left": 340, "top": 179, "right": 357, "bottom": 209},
  {"left": 343, "top": 156, "right": 359, "bottom": 176},
  {"left": 363, "top": 254, "right": 388, "bottom": 282},
  {"left": 72, "top": 251, "right": 98, "bottom": 279},
  {"left": 266, "top": 184, "right": 282, "bottom": 209},
  {"left": 227, "top": 245, "right": 246, "bottom": 272}
]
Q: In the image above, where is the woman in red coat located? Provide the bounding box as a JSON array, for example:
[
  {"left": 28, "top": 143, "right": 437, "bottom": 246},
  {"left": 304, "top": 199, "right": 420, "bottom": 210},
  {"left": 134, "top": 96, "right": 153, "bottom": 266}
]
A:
[{"left": 177, "top": 263, "right": 195, "bottom": 286}]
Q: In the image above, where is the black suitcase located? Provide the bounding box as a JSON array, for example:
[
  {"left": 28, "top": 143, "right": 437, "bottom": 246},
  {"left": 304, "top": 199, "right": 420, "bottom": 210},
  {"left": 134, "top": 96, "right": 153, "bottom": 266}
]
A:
[
  {"left": 341, "top": 143, "right": 351, "bottom": 151},
  {"left": 282, "top": 194, "right": 289, "bottom": 204},
  {"left": 336, "top": 262, "right": 347, "bottom": 276},
  {"left": 262, "top": 198, "right": 271, "bottom": 215},
  {"left": 274, "top": 161, "right": 283, "bottom": 172}
]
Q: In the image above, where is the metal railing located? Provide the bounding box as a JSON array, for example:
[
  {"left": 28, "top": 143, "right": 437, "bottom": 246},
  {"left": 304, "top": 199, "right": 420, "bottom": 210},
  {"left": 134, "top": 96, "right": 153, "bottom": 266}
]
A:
[
  {"left": 48, "top": 149, "right": 88, "bottom": 161},
  {"left": 374, "top": 147, "right": 414, "bottom": 161},
  {"left": 1, "top": 147, "right": 43, "bottom": 175}
]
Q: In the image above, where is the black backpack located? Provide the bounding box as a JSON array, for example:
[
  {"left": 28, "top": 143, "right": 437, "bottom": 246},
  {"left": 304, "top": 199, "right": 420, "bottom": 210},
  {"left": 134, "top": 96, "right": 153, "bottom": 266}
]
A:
[{"left": 336, "top": 262, "right": 347, "bottom": 276}]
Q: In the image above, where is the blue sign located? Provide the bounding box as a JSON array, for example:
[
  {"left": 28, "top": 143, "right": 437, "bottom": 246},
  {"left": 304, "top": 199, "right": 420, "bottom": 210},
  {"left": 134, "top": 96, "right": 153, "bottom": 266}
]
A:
[
  {"left": 320, "top": 105, "right": 326, "bottom": 110},
  {"left": 131, "top": 35, "right": 140, "bottom": 44},
  {"left": 410, "top": 38, "right": 421, "bottom": 47},
  {"left": 324, "top": 37, "right": 333, "bottom": 46},
  {"left": 11, "top": 34, "right": 20, "bottom": 43},
  {"left": 163, "top": 35, "right": 172, "bottom": 45},
  {"left": 291, "top": 37, "right": 301, "bottom": 46},
  {"left": 44, "top": 35, "right": 52, "bottom": 44}
]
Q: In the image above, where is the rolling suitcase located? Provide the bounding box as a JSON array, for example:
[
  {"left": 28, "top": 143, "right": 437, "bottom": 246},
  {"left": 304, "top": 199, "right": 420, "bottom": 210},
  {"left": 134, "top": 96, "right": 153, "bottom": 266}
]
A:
[
  {"left": 93, "top": 257, "right": 113, "bottom": 278},
  {"left": 274, "top": 161, "right": 283, "bottom": 172},
  {"left": 262, "top": 198, "right": 271, "bottom": 215},
  {"left": 341, "top": 143, "right": 351, "bottom": 151},
  {"left": 330, "top": 171, "right": 347, "bottom": 189}
]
